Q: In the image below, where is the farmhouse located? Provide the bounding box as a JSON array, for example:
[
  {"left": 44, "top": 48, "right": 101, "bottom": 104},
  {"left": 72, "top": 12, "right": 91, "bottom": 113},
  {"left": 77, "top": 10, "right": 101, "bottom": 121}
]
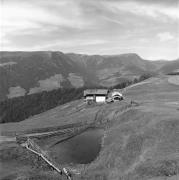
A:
[
  {"left": 84, "top": 89, "right": 109, "bottom": 103},
  {"left": 108, "top": 89, "right": 123, "bottom": 102}
]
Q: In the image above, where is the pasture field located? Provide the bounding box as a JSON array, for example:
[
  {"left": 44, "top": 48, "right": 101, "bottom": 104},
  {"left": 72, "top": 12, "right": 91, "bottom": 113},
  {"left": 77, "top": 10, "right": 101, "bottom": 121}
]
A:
[{"left": 0, "top": 75, "right": 179, "bottom": 180}]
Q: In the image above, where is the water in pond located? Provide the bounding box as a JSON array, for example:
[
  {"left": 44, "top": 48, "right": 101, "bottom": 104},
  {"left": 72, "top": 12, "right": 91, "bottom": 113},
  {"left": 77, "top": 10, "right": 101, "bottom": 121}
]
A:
[{"left": 49, "top": 128, "right": 104, "bottom": 164}]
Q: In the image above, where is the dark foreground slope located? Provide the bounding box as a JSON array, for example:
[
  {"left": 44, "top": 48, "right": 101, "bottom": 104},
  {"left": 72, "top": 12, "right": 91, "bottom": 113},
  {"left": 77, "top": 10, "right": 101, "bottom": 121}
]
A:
[{"left": 0, "top": 75, "right": 179, "bottom": 180}]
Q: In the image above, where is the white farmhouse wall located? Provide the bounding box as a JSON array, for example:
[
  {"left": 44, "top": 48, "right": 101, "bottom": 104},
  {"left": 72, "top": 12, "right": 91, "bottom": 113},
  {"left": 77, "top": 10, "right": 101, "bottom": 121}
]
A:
[{"left": 96, "top": 96, "right": 106, "bottom": 103}]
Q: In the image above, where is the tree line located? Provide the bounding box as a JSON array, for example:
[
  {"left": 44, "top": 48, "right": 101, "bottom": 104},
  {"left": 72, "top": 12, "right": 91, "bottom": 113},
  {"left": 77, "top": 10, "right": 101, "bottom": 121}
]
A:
[
  {"left": 167, "top": 72, "right": 179, "bottom": 75},
  {"left": 0, "top": 73, "right": 152, "bottom": 123}
]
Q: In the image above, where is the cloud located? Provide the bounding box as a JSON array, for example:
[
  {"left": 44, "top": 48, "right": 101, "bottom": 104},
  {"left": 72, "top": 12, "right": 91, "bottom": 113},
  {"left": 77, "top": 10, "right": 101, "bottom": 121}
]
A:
[
  {"left": 104, "top": 1, "right": 179, "bottom": 20},
  {"left": 100, "top": 0, "right": 178, "bottom": 6},
  {"left": 0, "top": 0, "right": 91, "bottom": 38},
  {"left": 0, "top": 0, "right": 178, "bottom": 60},
  {"left": 157, "top": 32, "right": 174, "bottom": 42},
  {"left": 31, "top": 39, "right": 108, "bottom": 51}
]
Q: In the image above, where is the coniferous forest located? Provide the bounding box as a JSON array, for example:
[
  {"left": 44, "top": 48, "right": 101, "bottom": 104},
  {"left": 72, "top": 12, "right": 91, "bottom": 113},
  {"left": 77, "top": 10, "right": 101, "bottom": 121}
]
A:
[{"left": 0, "top": 74, "right": 152, "bottom": 123}]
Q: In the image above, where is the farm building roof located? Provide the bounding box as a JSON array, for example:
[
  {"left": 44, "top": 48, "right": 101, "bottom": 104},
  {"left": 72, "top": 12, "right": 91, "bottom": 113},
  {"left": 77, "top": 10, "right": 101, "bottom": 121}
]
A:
[
  {"left": 84, "top": 89, "right": 108, "bottom": 96},
  {"left": 108, "top": 89, "right": 123, "bottom": 97},
  {"left": 111, "top": 91, "right": 123, "bottom": 97}
]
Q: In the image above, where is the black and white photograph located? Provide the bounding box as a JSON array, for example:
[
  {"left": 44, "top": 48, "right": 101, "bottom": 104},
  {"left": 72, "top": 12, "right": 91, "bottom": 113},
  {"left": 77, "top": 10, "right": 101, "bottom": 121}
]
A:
[{"left": 0, "top": 0, "right": 179, "bottom": 179}]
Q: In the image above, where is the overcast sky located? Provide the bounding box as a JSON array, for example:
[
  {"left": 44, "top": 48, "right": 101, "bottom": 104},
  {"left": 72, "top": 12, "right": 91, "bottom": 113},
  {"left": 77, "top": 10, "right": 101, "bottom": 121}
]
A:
[{"left": 0, "top": 0, "right": 179, "bottom": 60}]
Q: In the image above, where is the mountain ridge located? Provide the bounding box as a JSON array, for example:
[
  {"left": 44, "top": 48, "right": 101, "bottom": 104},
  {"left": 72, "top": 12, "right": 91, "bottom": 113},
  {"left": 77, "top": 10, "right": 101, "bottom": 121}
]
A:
[{"left": 0, "top": 51, "right": 178, "bottom": 101}]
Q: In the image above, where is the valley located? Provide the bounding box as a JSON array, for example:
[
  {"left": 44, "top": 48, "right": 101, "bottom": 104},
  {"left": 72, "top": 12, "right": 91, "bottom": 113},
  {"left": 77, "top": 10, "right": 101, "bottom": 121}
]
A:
[{"left": 1, "top": 0, "right": 178, "bottom": 179}]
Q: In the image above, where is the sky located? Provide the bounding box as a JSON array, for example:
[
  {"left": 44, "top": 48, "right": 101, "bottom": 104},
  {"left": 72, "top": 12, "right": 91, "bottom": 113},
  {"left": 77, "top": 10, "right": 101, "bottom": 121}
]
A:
[{"left": 0, "top": 0, "right": 179, "bottom": 60}]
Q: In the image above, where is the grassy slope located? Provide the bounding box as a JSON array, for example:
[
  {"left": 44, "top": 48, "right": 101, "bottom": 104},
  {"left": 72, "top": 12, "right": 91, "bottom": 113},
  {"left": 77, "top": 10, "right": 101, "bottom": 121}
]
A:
[
  {"left": 82, "top": 75, "right": 179, "bottom": 180},
  {"left": 0, "top": 75, "right": 179, "bottom": 180}
]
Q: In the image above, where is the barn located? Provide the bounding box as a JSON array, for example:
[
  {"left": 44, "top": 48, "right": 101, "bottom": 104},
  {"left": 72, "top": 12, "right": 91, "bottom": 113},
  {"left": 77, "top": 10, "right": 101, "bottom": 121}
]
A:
[
  {"left": 84, "top": 89, "right": 109, "bottom": 103},
  {"left": 108, "top": 89, "right": 123, "bottom": 102},
  {"left": 111, "top": 91, "right": 123, "bottom": 101}
]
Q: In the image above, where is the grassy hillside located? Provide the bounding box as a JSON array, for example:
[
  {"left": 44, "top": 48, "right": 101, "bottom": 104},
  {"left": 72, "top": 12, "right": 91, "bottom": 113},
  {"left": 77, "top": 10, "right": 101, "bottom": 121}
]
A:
[
  {"left": 0, "top": 75, "right": 179, "bottom": 180},
  {"left": 0, "top": 74, "right": 151, "bottom": 124},
  {"left": 0, "top": 88, "right": 84, "bottom": 123}
]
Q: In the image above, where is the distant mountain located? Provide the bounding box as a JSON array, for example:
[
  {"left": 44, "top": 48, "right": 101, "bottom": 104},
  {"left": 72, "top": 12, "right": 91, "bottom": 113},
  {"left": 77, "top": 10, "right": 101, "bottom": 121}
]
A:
[
  {"left": 67, "top": 53, "right": 159, "bottom": 85},
  {"left": 159, "top": 59, "right": 179, "bottom": 74},
  {"left": 0, "top": 51, "right": 178, "bottom": 101},
  {"left": 0, "top": 51, "right": 90, "bottom": 101}
]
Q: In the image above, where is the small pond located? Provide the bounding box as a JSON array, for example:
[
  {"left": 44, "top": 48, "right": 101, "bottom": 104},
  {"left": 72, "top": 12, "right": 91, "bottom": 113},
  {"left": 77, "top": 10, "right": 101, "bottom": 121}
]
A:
[{"left": 49, "top": 128, "right": 104, "bottom": 164}]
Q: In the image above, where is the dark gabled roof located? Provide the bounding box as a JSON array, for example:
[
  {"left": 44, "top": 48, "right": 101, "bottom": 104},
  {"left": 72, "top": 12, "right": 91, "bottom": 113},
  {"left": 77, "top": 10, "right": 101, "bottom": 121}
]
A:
[{"left": 84, "top": 89, "right": 108, "bottom": 96}]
